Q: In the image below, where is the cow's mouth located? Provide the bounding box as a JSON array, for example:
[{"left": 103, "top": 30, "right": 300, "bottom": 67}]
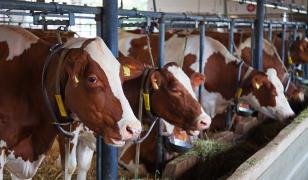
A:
[
  {"left": 108, "top": 138, "right": 126, "bottom": 147},
  {"left": 187, "top": 130, "right": 200, "bottom": 136}
]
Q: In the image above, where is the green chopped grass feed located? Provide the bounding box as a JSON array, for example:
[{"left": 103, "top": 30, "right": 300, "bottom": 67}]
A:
[{"left": 170, "top": 140, "right": 232, "bottom": 164}]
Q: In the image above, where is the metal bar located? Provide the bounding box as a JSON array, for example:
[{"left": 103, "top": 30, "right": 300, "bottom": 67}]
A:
[
  {"left": 198, "top": 21, "right": 205, "bottom": 102},
  {"left": 250, "top": 23, "right": 255, "bottom": 67},
  {"left": 229, "top": 20, "right": 235, "bottom": 54},
  {"left": 101, "top": 0, "right": 118, "bottom": 180},
  {"left": 293, "top": 25, "right": 298, "bottom": 41},
  {"left": 0, "top": 10, "right": 95, "bottom": 20},
  {"left": 153, "top": 0, "right": 157, "bottom": 12},
  {"left": 281, "top": 23, "right": 287, "bottom": 63},
  {"left": 0, "top": 1, "right": 100, "bottom": 14},
  {"left": 253, "top": 0, "right": 265, "bottom": 71},
  {"left": 156, "top": 17, "right": 165, "bottom": 176},
  {"left": 268, "top": 23, "right": 273, "bottom": 41}
]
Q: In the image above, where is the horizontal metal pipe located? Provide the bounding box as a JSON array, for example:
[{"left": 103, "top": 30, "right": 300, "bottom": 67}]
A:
[
  {"left": 0, "top": 10, "right": 95, "bottom": 20},
  {"left": 0, "top": 1, "right": 100, "bottom": 14}
]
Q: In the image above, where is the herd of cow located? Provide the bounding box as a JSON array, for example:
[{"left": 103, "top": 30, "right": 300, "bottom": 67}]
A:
[{"left": 0, "top": 24, "right": 308, "bottom": 179}]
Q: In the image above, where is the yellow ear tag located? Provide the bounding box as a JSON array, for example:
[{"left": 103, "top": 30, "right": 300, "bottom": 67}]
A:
[
  {"left": 143, "top": 93, "right": 151, "bottom": 111},
  {"left": 55, "top": 95, "right": 68, "bottom": 117},
  {"left": 74, "top": 75, "right": 79, "bottom": 84},
  {"left": 288, "top": 56, "right": 293, "bottom": 65},
  {"left": 123, "top": 65, "right": 131, "bottom": 77},
  {"left": 153, "top": 81, "right": 159, "bottom": 90},
  {"left": 235, "top": 88, "right": 243, "bottom": 98},
  {"left": 255, "top": 83, "right": 260, "bottom": 90}
]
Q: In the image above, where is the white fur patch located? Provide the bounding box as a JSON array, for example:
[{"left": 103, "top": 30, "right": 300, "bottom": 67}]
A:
[
  {"left": 201, "top": 89, "right": 230, "bottom": 118},
  {"left": 236, "top": 37, "right": 275, "bottom": 57},
  {"left": 298, "top": 92, "right": 305, "bottom": 102},
  {"left": 167, "top": 65, "right": 211, "bottom": 127},
  {"left": 118, "top": 30, "right": 145, "bottom": 57},
  {"left": 0, "top": 140, "right": 7, "bottom": 149},
  {"left": 266, "top": 68, "right": 294, "bottom": 120},
  {"left": 63, "top": 37, "right": 141, "bottom": 141},
  {"left": 6, "top": 151, "right": 45, "bottom": 179},
  {"left": 0, "top": 25, "right": 39, "bottom": 61}
]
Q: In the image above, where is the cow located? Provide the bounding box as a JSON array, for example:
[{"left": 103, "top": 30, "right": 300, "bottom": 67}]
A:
[
  {"left": 202, "top": 31, "right": 307, "bottom": 114},
  {"left": 58, "top": 57, "right": 212, "bottom": 180},
  {"left": 0, "top": 25, "right": 142, "bottom": 180},
  {"left": 273, "top": 35, "right": 308, "bottom": 64},
  {"left": 236, "top": 37, "right": 306, "bottom": 114}
]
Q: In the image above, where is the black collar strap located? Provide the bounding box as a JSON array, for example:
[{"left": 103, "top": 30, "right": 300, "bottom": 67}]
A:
[{"left": 42, "top": 44, "right": 74, "bottom": 138}]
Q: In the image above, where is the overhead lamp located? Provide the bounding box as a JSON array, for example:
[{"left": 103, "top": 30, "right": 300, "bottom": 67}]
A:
[
  {"left": 265, "top": 4, "right": 275, "bottom": 8},
  {"left": 277, "top": 6, "right": 289, "bottom": 11}
]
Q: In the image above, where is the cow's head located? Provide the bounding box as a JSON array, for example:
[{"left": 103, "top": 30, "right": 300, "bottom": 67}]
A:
[
  {"left": 291, "top": 38, "right": 308, "bottom": 63},
  {"left": 241, "top": 68, "right": 294, "bottom": 121},
  {"left": 62, "top": 37, "right": 141, "bottom": 147},
  {"left": 148, "top": 63, "right": 211, "bottom": 134},
  {"left": 238, "top": 37, "right": 305, "bottom": 112}
]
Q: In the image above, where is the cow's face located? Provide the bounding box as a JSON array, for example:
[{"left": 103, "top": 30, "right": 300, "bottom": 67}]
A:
[
  {"left": 242, "top": 69, "right": 294, "bottom": 121},
  {"left": 63, "top": 38, "right": 141, "bottom": 147},
  {"left": 150, "top": 63, "right": 211, "bottom": 134},
  {"left": 293, "top": 38, "right": 308, "bottom": 63}
]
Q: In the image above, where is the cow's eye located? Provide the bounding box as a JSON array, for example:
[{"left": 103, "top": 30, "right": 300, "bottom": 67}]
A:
[
  {"left": 88, "top": 76, "right": 97, "bottom": 83},
  {"left": 171, "top": 88, "right": 182, "bottom": 96}
]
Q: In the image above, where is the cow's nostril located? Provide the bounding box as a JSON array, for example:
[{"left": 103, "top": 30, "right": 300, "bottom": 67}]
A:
[
  {"left": 200, "top": 121, "right": 207, "bottom": 126},
  {"left": 126, "top": 126, "right": 134, "bottom": 135}
]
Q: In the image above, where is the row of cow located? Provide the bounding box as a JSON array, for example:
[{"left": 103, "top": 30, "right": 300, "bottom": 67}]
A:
[{"left": 0, "top": 25, "right": 307, "bottom": 179}]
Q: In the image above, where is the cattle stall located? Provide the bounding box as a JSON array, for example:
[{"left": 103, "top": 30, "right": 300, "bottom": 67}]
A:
[{"left": 1, "top": 0, "right": 308, "bottom": 180}]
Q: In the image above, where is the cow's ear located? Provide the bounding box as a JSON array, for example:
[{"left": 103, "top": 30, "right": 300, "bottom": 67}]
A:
[
  {"left": 120, "top": 57, "right": 145, "bottom": 82},
  {"left": 190, "top": 72, "right": 205, "bottom": 90},
  {"left": 251, "top": 74, "right": 264, "bottom": 90},
  {"left": 64, "top": 51, "right": 88, "bottom": 86},
  {"left": 150, "top": 71, "right": 162, "bottom": 90}
]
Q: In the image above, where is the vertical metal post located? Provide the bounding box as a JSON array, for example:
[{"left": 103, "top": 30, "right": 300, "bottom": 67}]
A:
[
  {"left": 153, "top": 0, "right": 157, "bottom": 12},
  {"left": 253, "top": 0, "right": 265, "bottom": 71},
  {"left": 268, "top": 23, "right": 273, "bottom": 41},
  {"left": 305, "top": 24, "right": 308, "bottom": 78},
  {"left": 224, "top": 0, "right": 228, "bottom": 17},
  {"left": 228, "top": 20, "right": 235, "bottom": 54},
  {"left": 96, "top": 7, "right": 103, "bottom": 180},
  {"left": 250, "top": 22, "right": 255, "bottom": 66},
  {"left": 293, "top": 25, "right": 298, "bottom": 41},
  {"left": 281, "top": 23, "right": 287, "bottom": 63},
  {"left": 198, "top": 21, "right": 205, "bottom": 102},
  {"left": 156, "top": 17, "right": 165, "bottom": 175},
  {"left": 100, "top": 0, "right": 118, "bottom": 180}
]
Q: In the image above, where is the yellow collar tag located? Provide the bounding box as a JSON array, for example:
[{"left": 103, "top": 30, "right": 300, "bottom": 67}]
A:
[
  {"left": 288, "top": 56, "right": 293, "bottom": 65},
  {"left": 123, "top": 65, "right": 131, "bottom": 77},
  {"left": 55, "top": 94, "right": 68, "bottom": 117},
  {"left": 235, "top": 88, "right": 243, "bottom": 99},
  {"left": 143, "top": 93, "right": 151, "bottom": 111}
]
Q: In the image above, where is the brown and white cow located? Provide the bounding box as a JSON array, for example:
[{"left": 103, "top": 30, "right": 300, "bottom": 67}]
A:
[
  {"left": 236, "top": 37, "right": 306, "bottom": 113},
  {"left": 203, "top": 31, "right": 306, "bottom": 114},
  {"left": 273, "top": 35, "right": 308, "bottom": 64},
  {"left": 58, "top": 56, "right": 212, "bottom": 180},
  {"left": 0, "top": 25, "right": 142, "bottom": 179}
]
